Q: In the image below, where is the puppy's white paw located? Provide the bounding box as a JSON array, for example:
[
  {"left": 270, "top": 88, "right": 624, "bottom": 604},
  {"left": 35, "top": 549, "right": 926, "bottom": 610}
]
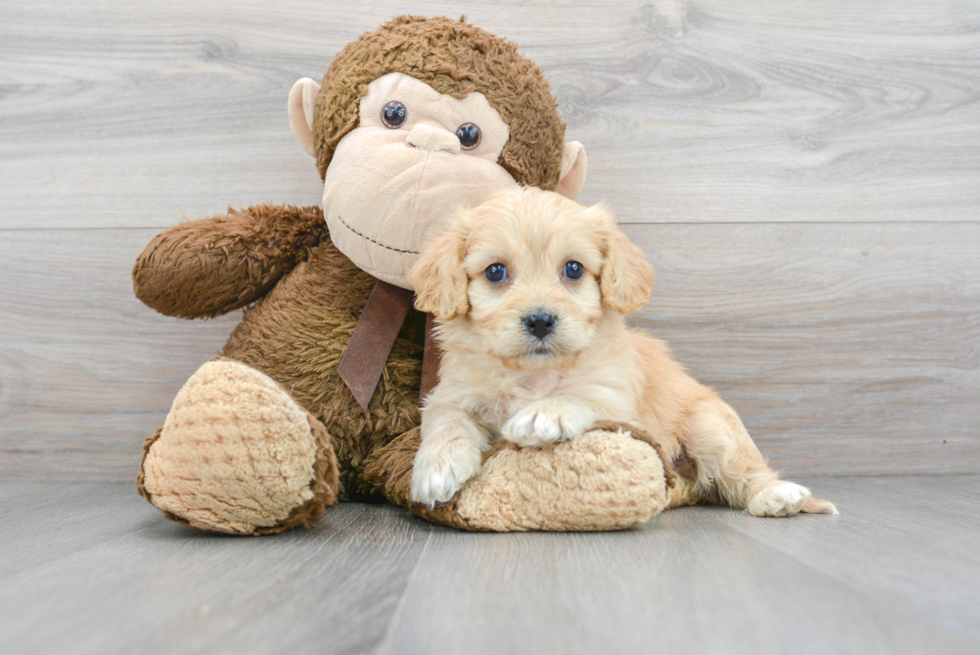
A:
[
  {"left": 503, "top": 401, "right": 585, "bottom": 447},
  {"left": 410, "top": 437, "right": 483, "bottom": 508},
  {"left": 748, "top": 482, "right": 812, "bottom": 517}
]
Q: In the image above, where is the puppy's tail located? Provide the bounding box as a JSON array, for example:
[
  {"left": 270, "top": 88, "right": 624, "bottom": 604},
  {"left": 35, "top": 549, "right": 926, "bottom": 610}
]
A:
[{"left": 802, "top": 497, "right": 838, "bottom": 515}]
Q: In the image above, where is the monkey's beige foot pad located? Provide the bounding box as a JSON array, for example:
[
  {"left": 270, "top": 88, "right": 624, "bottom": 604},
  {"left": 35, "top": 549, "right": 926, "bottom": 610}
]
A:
[
  {"left": 138, "top": 359, "right": 340, "bottom": 535},
  {"left": 366, "top": 427, "right": 669, "bottom": 532},
  {"left": 445, "top": 429, "right": 669, "bottom": 531}
]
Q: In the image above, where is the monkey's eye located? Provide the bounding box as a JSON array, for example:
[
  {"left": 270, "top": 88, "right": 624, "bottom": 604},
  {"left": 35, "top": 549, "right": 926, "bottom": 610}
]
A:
[
  {"left": 563, "top": 261, "right": 585, "bottom": 281},
  {"left": 456, "top": 123, "right": 481, "bottom": 150},
  {"left": 381, "top": 101, "right": 407, "bottom": 128},
  {"left": 485, "top": 263, "right": 508, "bottom": 284}
]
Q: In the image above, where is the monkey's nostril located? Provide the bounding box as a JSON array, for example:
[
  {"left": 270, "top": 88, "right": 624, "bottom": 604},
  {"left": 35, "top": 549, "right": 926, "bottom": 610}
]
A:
[
  {"left": 406, "top": 123, "right": 461, "bottom": 154},
  {"left": 523, "top": 312, "right": 556, "bottom": 339}
]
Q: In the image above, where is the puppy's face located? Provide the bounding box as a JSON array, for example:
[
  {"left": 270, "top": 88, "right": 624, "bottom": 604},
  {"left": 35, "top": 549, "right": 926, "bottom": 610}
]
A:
[{"left": 411, "top": 188, "right": 655, "bottom": 370}]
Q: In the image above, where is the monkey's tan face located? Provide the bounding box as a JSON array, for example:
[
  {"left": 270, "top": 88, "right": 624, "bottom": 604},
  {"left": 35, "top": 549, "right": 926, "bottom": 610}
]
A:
[{"left": 322, "top": 73, "right": 518, "bottom": 289}]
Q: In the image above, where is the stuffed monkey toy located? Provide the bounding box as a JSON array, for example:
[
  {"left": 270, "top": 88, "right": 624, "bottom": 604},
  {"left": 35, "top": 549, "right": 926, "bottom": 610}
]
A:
[{"left": 134, "top": 16, "right": 676, "bottom": 535}]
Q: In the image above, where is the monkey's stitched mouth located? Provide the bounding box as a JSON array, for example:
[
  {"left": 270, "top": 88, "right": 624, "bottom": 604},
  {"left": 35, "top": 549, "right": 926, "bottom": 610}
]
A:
[{"left": 334, "top": 214, "right": 419, "bottom": 255}]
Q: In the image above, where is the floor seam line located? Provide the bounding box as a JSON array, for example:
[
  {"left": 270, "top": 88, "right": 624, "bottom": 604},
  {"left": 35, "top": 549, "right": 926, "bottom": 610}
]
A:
[
  {"left": 721, "top": 514, "right": 978, "bottom": 643},
  {"left": 373, "top": 526, "right": 434, "bottom": 654}
]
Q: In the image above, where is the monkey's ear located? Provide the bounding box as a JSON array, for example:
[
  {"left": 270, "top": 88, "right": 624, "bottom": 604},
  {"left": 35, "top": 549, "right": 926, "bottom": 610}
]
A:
[
  {"left": 555, "top": 141, "right": 588, "bottom": 200},
  {"left": 288, "top": 78, "right": 321, "bottom": 157}
]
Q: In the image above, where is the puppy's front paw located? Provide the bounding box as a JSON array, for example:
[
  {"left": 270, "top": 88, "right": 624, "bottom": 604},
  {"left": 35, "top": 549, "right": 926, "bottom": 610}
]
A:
[
  {"left": 503, "top": 402, "right": 584, "bottom": 447},
  {"left": 748, "top": 482, "right": 812, "bottom": 517},
  {"left": 410, "top": 438, "right": 483, "bottom": 508}
]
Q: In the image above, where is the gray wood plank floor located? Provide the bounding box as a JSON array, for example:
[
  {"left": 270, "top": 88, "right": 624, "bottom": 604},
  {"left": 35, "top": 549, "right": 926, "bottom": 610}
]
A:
[
  {"left": 1, "top": 476, "right": 978, "bottom": 655},
  {"left": 1, "top": 2, "right": 978, "bottom": 652}
]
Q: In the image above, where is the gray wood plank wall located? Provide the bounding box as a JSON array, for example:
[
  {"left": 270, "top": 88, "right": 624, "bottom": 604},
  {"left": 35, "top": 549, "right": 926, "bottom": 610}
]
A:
[{"left": 2, "top": 0, "right": 978, "bottom": 480}]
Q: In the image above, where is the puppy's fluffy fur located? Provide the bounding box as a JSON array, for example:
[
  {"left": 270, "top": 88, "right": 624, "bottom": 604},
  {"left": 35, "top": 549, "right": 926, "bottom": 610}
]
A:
[{"left": 409, "top": 187, "right": 835, "bottom": 518}]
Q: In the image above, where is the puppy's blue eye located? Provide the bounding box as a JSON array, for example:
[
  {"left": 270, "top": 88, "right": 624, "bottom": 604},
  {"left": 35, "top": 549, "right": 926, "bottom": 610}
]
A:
[
  {"left": 563, "top": 261, "right": 585, "bottom": 281},
  {"left": 485, "top": 263, "right": 508, "bottom": 284}
]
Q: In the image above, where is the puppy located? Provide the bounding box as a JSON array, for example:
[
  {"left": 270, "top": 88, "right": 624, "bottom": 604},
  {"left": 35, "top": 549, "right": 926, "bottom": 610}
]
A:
[{"left": 408, "top": 187, "right": 836, "bottom": 518}]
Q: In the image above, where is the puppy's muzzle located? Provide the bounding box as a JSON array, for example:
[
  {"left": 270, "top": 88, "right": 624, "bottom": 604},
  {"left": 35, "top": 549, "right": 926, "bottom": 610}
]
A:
[{"left": 523, "top": 311, "right": 556, "bottom": 339}]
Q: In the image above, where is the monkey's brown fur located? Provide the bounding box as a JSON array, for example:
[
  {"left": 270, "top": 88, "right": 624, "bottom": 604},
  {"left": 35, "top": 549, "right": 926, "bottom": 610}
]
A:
[
  {"left": 135, "top": 206, "right": 425, "bottom": 501},
  {"left": 220, "top": 217, "right": 426, "bottom": 499},
  {"left": 134, "top": 208, "right": 676, "bottom": 531},
  {"left": 313, "top": 15, "right": 567, "bottom": 189},
  {"left": 134, "top": 205, "right": 327, "bottom": 319},
  {"left": 134, "top": 16, "right": 673, "bottom": 534}
]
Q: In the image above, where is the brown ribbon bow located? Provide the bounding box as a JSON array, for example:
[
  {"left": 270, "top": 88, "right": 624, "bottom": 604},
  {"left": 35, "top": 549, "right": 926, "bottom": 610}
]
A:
[{"left": 337, "top": 280, "right": 441, "bottom": 410}]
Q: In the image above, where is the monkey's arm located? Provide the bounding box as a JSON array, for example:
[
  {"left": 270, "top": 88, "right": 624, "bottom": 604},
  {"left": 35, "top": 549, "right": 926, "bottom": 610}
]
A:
[{"left": 133, "top": 204, "right": 327, "bottom": 319}]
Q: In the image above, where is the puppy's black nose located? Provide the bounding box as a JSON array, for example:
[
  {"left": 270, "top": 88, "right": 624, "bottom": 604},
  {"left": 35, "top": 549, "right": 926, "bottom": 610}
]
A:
[{"left": 523, "top": 312, "right": 556, "bottom": 339}]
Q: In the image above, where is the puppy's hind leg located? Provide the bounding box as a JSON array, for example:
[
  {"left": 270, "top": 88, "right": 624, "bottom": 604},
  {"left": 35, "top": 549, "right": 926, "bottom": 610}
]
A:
[{"left": 683, "top": 399, "right": 837, "bottom": 517}]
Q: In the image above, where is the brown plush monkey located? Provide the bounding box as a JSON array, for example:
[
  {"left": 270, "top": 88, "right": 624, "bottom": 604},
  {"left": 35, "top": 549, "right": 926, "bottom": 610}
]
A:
[{"left": 134, "top": 16, "right": 673, "bottom": 535}]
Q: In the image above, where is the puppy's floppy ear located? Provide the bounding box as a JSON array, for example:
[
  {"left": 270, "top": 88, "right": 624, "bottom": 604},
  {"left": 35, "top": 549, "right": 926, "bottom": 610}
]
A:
[
  {"left": 410, "top": 215, "right": 471, "bottom": 320},
  {"left": 595, "top": 208, "right": 655, "bottom": 314}
]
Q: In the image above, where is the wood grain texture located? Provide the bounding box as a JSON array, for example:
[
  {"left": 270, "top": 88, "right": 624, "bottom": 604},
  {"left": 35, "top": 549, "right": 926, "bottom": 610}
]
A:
[
  {"left": 719, "top": 475, "right": 980, "bottom": 641},
  {"left": 382, "top": 491, "right": 979, "bottom": 655},
  {"left": 3, "top": 5, "right": 977, "bottom": 652},
  {"left": 1, "top": 0, "right": 978, "bottom": 228},
  {"left": 380, "top": 475, "right": 980, "bottom": 654},
  {"left": 1, "top": 1, "right": 978, "bottom": 479},
  {"left": 1, "top": 224, "right": 977, "bottom": 480},
  {"left": 0, "top": 482, "right": 433, "bottom": 655},
  {"left": 636, "top": 222, "right": 980, "bottom": 476},
  {"left": 2, "top": 477, "right": 977, "bottom": 655}
]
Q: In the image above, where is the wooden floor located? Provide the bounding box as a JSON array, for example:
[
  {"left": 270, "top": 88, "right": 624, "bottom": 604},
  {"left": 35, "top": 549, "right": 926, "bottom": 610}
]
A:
[
  {"left": 2, "top": 2, "right": 979, "bottom": 653},
  {"left": 1, "top": 475, "right": 978, "bottom": 655}
]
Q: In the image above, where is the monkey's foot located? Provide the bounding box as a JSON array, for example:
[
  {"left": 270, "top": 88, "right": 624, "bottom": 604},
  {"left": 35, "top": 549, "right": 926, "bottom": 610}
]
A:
[
  {"left": 138, "top": 359, "right": 340, "bottom": 535},
  {"left": 365, "top": 425, "right": 670, "bottom": 532}
]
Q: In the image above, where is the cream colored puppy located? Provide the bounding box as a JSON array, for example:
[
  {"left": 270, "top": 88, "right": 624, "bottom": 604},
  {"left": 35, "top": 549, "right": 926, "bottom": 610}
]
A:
[{"left": 408, "top": 187, "right": 836, "bottom": 518}]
